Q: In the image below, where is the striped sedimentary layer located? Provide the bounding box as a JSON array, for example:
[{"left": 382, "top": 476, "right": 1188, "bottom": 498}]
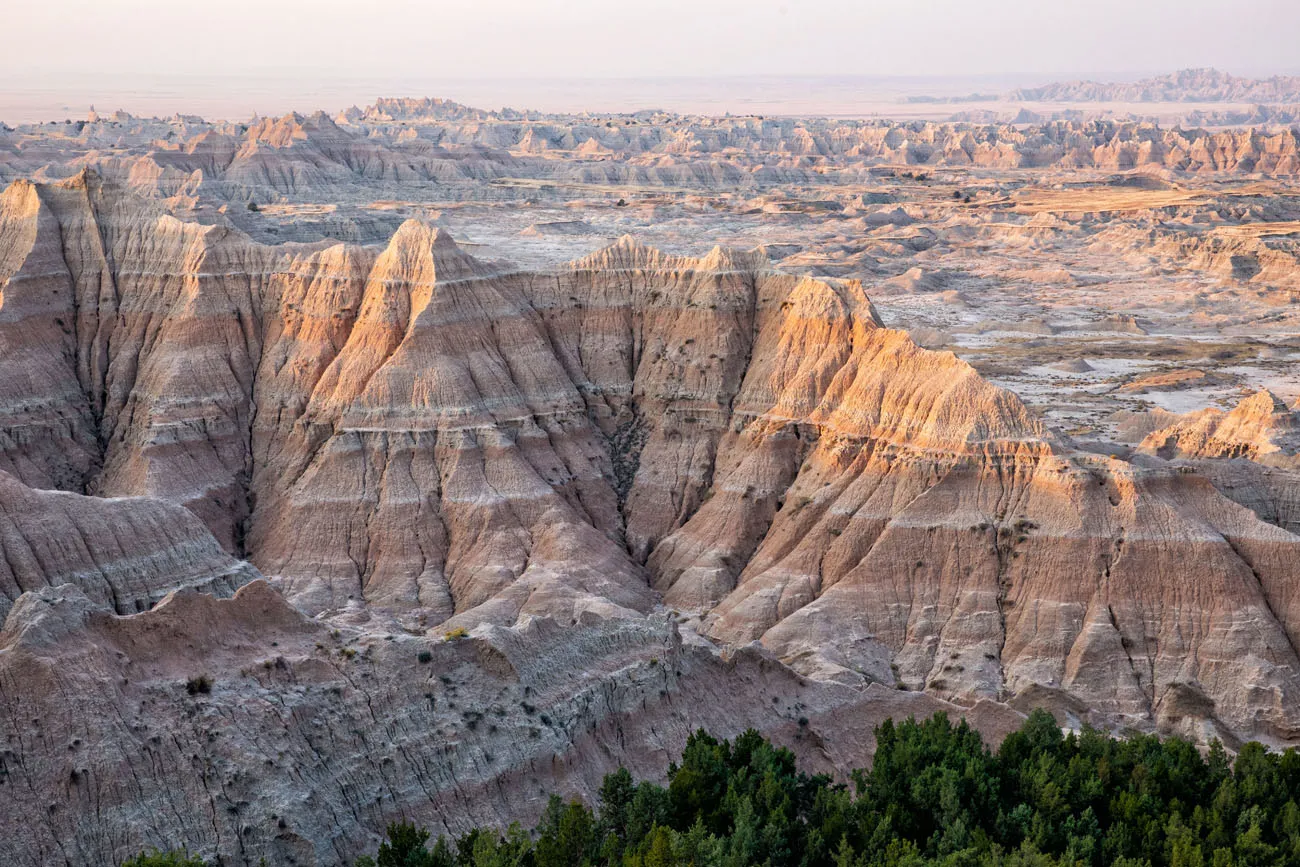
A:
[{"left": 1, "top": 172, "right": 1300, "bottom": 745}]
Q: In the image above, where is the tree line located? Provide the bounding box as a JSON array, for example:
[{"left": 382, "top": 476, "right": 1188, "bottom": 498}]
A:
[{"left": 128, "top": 710, "right": 1300, "bottom": 867}]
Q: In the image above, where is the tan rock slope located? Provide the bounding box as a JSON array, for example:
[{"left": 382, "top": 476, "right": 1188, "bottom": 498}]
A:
[
  {"left": 0, "top": 580, "right": 1021, "bottom": 866},
  {"left": 0, "top": 470, "right": 256, "bottom": 619},
  {"left": 3, "top": 171, "right": 1300, "bottom": 737},
  {"left": 1137, "top": 390, "right": 1300, "bottom": 543},
  {"left": 1140, "top": 389, "right": 1299, "bottom": 463},
  {"left": 2, "top": 170, "right": 1300, "bottom": 863}
]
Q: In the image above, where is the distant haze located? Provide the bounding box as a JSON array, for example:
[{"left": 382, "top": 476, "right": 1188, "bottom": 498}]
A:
[{"left": 4, "top": 0, "right": 1299, "bottom": 122}]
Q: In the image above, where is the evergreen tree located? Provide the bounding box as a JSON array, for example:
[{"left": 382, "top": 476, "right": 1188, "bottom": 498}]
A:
[{"left": 349, "top": 713, "right": 1300, "bottom": 867}]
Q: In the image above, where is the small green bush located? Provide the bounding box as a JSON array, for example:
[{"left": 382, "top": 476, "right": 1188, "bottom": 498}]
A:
[{"left": 184, "top": 675, "right": 212, "bottom": 696}]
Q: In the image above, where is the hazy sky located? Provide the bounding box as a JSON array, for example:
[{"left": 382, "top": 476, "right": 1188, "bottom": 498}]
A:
[{"left": 7, "top": 0, "right": 1299, "bottom": 81}]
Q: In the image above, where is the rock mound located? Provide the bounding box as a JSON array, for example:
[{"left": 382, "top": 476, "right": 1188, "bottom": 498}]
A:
[
  {"left": 1140, "top": 389, "right": 1299, "bottom": 463},
  {"left": 0, "top": 471, "right": 256, "bottom": 620}
]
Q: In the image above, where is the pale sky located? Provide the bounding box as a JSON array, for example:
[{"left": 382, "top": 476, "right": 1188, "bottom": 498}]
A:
[{"left": 6, "top": 0, "right": 1299, "bottom": 81}]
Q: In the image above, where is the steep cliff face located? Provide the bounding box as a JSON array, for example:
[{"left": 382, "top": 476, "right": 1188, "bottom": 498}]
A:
[
  {"left": 0, "top": 178, "right": 103, "bottom": 491},
  {"left": 3, "top": 171, "right": 1300, "bottom": 863},
  {"left": 2, "top": 174, "right": 1300, "bottom": 750}
]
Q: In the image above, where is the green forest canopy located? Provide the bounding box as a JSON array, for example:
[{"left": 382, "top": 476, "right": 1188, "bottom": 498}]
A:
[
  {"left": 359, "top": 712, "right": 1300, "bottom": 867},
  {"left": 129, "top": 711, "right": 1300, "bottom": 867}
]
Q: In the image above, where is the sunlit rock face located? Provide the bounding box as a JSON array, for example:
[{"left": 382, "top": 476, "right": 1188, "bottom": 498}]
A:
[
  {"left": 4, "top": 172, "right": 1300, "bottom": 737},
  {"left": 2, "top": 168, "right": 1300, "bottom": 865}
]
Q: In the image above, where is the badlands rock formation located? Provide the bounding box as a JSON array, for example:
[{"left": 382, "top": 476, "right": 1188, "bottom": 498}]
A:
[
  {"left": 2, "top": 170, "right": 1299, "bottom": 735},
  {"left": 1136, "top": 391, "right": 1300, "bottom": 542},
  {"left": 6, "top": 107, "right": 1300, "bottom": 213},
  {"left": 0, "top": 578, "right": 1022, "bottom": 866},
  {"left": 0, "top": 471, "right": 256, "bottom": 619},
  {"left": 1, "top": 89, "right": 1299, "bottom": 865},
  {"left": 1009, "top": 68, "right": 1300, "bottom": 105},
  {"left": 1140, "top": 389, "right": 1299, "bottom": 464}
]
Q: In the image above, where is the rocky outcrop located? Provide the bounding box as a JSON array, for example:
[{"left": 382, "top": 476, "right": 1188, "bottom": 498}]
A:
[
  {"left": 1137, "top": 390, "right": 1300, "bottom": 541},
  {"left": 1140, "top": 389, "right": 1299, "bottom": 463},
  {"left": 2, "top": 174, "right": 1300, "bottom": 748},
  {"left": 0, "top": 471, "right": 256, "bottom": 619},
  {"left": 1009, "top": 68, "right": 1300, "bottom": 104},
  {"left": 3, "top": 169, "right": 1300, "bottom": 864},
  {"left": 6, "top": 106, "right": 1300, "bottom": 218},
  {"left": 0, "top": 580, "right": 1022, "bottom": 867}
]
